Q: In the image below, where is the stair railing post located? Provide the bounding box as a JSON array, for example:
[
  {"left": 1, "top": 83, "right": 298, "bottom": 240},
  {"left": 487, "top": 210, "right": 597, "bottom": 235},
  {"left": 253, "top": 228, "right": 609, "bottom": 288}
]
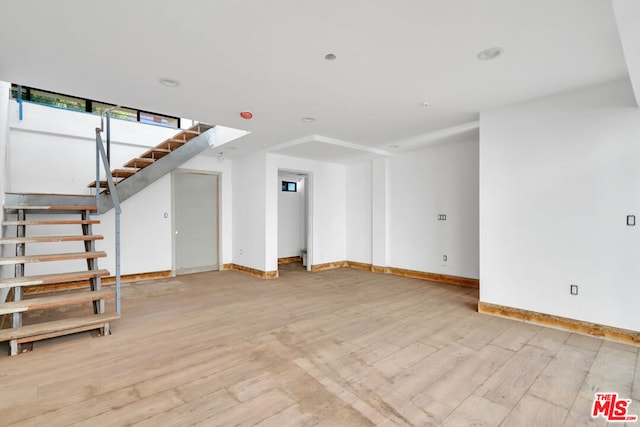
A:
[
  {"left": 95, "top": 129, "right": 122, "bottom": 316},
  {"left": 106, "top": 111, "right": 111, "bottom": 164},
  {"left": 12, "top": 209, "right": 25, "bottom": 330},
  {"left": 115, "top": 210, "right": 121, "bottom": 315},
  {"left": 95, "top": 129, "right": 101, "bottom": 212}
]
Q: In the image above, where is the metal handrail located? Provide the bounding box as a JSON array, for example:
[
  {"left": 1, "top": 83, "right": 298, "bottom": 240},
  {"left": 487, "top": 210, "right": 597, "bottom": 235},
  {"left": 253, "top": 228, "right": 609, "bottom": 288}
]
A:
[{"left": 95, "top": 116, "right": 122, "bottom": 315}]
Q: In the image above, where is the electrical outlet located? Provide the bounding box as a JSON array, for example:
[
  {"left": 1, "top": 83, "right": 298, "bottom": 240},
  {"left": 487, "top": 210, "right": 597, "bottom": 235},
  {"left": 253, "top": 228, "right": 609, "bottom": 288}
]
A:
[
  {"left": 443, "top": 255, "right": 447, "bottom": 262},
  {"left": 239, "top": 249, "right": 243, "bottom": 256},
  {"left": 438, "top": 214, "right": 447, "bottom": 221},
  {"left": 570, "top": 284, "right": 578, "bottom": 295}
]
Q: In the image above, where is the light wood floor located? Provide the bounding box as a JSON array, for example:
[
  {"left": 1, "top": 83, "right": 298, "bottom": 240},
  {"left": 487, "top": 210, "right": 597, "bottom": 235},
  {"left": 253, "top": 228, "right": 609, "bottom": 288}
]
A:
[{"left": 0, "top": 263, "right": 638, "bottom": 426}]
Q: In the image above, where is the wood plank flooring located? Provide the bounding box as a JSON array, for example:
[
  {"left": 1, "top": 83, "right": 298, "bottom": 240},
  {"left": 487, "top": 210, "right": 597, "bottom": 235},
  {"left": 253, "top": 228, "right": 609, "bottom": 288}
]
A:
[{"left": 0, "top": 263, "right": 638, "bottom": 426}]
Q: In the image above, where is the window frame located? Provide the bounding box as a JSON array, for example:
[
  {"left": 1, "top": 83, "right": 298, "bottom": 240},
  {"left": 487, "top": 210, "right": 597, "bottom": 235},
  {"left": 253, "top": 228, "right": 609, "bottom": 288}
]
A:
[
  {"left": 281, "top": 181, "right": 297, "bottom": 192},
  {"left": 10, "top": 84, "right": 181, "bottom": 129}
]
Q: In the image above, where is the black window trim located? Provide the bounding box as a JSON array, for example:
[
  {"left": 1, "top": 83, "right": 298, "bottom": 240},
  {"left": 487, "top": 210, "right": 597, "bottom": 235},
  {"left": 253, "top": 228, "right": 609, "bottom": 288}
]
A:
[{"left": 10, "top": 83, "right": 181, "bottom": 129}]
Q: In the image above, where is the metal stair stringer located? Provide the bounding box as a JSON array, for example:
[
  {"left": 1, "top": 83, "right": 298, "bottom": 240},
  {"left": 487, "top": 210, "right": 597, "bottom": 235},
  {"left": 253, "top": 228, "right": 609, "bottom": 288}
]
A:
[{"left": 97, "top": 126, "right": 217, "bottom": 214}]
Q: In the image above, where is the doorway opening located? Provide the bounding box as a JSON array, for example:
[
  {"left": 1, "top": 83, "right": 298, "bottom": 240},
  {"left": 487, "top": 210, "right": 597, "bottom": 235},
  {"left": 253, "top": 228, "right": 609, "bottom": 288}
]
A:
[
  {"left": 172, "top": 170, "right": 219, "bottom": 275},
  {"left": 277, "top": 170, "right": 311, "bottom": 274}
]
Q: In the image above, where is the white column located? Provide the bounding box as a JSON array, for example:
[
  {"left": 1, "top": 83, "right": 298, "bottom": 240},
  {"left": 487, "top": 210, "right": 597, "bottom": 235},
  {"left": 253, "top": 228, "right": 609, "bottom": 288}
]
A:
[{"left": 371, "top": 157, "right": 389, "bottom": 269}]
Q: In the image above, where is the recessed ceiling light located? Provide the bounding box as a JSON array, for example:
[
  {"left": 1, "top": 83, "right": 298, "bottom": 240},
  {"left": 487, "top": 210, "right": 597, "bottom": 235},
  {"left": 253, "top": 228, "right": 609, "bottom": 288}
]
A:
[
  {"left": 477, "top": 47, "right": 504, "bottom": 61},
  {"left": 324, "top": 53, "right": 337, "bottom": 61},
  {"left": 159, "top": 78, "right": 180, "bottom": 87},
  {"left": 301, "top": 117, "right": 315, "bottom": 123}
]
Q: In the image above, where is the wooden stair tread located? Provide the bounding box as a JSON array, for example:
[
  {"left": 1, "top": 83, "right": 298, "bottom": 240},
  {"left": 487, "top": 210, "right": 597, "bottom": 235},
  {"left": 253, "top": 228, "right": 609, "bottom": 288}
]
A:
[
  {"left": 124, "top": 158, "right": 155, "bottom": 169},
  {"left": 140, "top": 147, "right": 171, "bottom": 160},
  {"left": 4, "top": 205, "right": 97, "bottom": 211},
  {"left": 0, "top": 269, "right": 110, "bottom": 289},
  {"left": 0, "top": 289, "right": 115, "bottom": 315},
  {"left": 0, "top": 251, "right": 106, "bottom": 266},
  {"left": 2, "top": 219, "right": 100, "bottom": 226},
  {"left": 0, "top": 313, "right": 120, "bottom": 342},
  {"left": 0, "top": 235, "right": 103, "bottom": 245},
  {"left": 177, "top": 130, "right": 201, "bottom": 140},
  {"left": 156, "top": 139, "right": 187, "bottom": 150},
  {"left": 111, "top": 169, "right": 137, "bottom": 179}
]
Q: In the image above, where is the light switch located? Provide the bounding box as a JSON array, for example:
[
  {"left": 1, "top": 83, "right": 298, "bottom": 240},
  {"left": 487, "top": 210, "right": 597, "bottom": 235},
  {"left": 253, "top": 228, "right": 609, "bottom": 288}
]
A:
[{"left": 627, "top": 215, "right": 635, "bottom": 226}]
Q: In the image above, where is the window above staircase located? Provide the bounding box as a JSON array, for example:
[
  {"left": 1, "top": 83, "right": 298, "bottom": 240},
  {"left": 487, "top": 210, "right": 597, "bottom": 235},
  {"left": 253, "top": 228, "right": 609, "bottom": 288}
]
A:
[{"left": 10, "top": 83, "right": 181, "bottom": 128}]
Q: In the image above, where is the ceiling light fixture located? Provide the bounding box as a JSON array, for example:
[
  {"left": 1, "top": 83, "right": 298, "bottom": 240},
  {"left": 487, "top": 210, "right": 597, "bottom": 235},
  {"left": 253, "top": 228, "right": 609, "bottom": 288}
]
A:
[
  {"left": 324, "top": 53, "right": 337, "bottom": 61},
  {"left": 477, "top": 47, "right": 504, "bottom": 61},
  {"left": 159, "top": 78, "right": 180, "bottom": 87},
  {"left": 301, "top": 117, "right": 315, "bottom": 123}
]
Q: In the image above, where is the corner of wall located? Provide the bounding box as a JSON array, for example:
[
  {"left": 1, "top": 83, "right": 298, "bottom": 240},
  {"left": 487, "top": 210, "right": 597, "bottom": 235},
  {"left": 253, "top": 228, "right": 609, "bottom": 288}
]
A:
[{"left": 0, "top": 82, "right": 11, "bottom": 301}]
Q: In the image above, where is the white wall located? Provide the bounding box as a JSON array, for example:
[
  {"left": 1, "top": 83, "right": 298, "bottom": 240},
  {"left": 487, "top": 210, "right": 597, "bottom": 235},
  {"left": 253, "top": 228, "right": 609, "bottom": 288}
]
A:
[
  {"left": 613, "top": 0, "right": 640, "bottom": 106},
  {"left": 0, "top": 83, "right": 8, "bottom": 210},
  {"left": 386, "top": 140, "right": 479, "bottom": 278},
  {"left": 2, "top": 100, "right": 233, "bottom": 277},
  {"left": 277, "top": 175, "right": 305, "bottom": 259},
  {"left": 0, "top": 82, "right": 10, "bottom": 302},
  {"left": 100, "top": 155, "right": 232, "bottom": 276},
  {"left": 480, "top": 78, "right": 640, "bottom": 331},
  {"left": 266, "top": 154, "right": 346, "bottom": 272},
  {"left": 232, "top": 152, "right": 267, "bottom": 271},
  {"left": 371, "top": 158, "right": 389, "bottom": 267},
  {"left": 6, "top": 101, "right": 178, "bottom": 194},
  {"left": 346, "top": 161, "right": 372, "bottom": 264}
]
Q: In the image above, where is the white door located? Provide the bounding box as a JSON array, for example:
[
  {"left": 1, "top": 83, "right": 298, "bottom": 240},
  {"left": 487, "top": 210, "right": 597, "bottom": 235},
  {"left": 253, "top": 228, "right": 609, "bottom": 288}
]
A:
[{"left": 173, "top": 171, "right": 218, "bottom": 274}]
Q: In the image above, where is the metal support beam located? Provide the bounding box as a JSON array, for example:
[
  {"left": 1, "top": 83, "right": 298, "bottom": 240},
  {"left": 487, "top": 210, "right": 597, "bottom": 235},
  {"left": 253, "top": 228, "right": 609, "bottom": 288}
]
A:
[
  {"left": 12, "top": 209, "right": 25, "bottom": 330},
  {"left": 82, "top": 210, "right": 103, "bottom": 314}
]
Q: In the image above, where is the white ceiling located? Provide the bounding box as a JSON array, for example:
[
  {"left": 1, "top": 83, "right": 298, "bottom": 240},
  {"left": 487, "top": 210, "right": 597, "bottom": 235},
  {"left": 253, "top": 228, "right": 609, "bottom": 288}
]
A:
[{"left": 0, "top": 0, "right": 634, "bottom": 163}]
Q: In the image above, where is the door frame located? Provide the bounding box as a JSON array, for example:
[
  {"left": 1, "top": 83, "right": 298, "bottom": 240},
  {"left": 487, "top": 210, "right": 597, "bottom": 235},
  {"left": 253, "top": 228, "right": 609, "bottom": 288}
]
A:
[
  {"left": 171, "top": 169, "right": 221, "bottom": 275},
  {"left": 277, "top": 169, "right": 313, "bottom": 272}
]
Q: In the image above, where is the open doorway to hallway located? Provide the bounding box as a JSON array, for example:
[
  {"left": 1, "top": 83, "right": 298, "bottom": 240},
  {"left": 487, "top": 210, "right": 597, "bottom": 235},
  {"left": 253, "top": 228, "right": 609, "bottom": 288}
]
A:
[{"left": 277, "top": 170, "right": 310, "bottom": 274}]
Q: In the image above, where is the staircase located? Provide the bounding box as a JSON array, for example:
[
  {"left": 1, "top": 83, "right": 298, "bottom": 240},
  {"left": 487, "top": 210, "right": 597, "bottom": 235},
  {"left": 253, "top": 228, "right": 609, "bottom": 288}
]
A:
[
  {"left": 0, "top": 121, "right": 217, "bottom": 356},
  {"left": 88, "top": 123, "right": 213, "bottom": 191},
  {"left": 0, "top": 205, "right": 118, "bottom": 356}
]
